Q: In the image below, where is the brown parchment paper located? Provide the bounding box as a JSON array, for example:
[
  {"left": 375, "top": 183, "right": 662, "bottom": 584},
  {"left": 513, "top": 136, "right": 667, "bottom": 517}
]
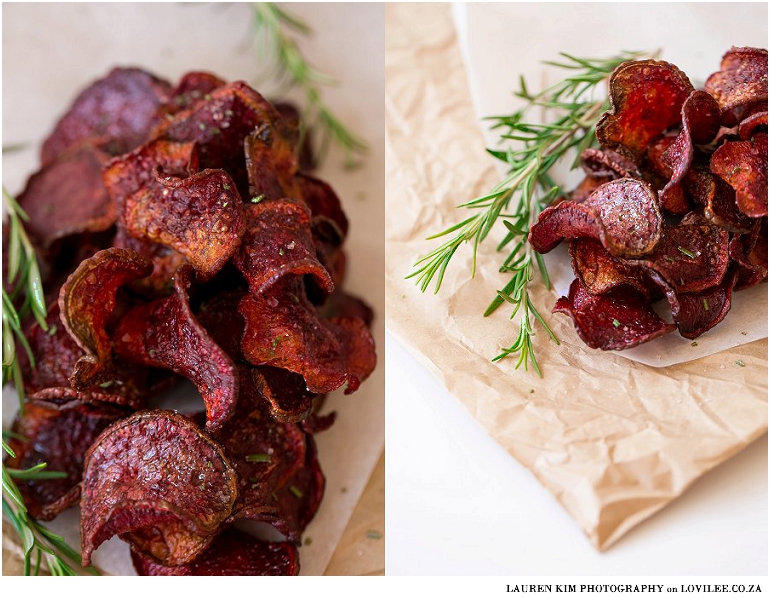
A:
[{"left": 385, "top": 3, "right": 768, "bottom": 551}]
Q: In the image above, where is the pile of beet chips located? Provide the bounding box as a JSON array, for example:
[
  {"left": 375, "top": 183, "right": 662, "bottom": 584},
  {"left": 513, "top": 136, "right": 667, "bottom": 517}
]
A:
[
  {"left": 4, "top": 67, "right": 376, "bottom": 575},
  {"left": 529, "top": 47, "right": 767, "bottom": 350}
]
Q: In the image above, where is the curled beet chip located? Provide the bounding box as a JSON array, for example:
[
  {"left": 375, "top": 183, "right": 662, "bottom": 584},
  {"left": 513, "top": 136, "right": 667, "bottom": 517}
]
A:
[
  {"left": 239, "top": 276, "right": 376, "bottom": 395},
  {"left": 80, "top": 410, "right": 237, "bottom": 567},
  {"left": 596, "top": 60, "right": 694, "bottom": 161},
  {"left": 114, "top": 265, "right": 238, "bottom": 431},
  {"left": 131, "top": 529, "right": 299, "bottom": 576},
  {"left": 569, "top": 238, "right": 653, "bottom": 299},
  {"left": 705, "top": 47, "right": 768, "bottom": 126},
  {"left": 529, "top": 178, "right": 663, "bottom": 257},
  {"left": 154, "top": 81, "right": 285, "bottom": 199},
  {"left": 710, "top": 132, "right": 768, "bottom": 218},
  {"left": 684, "top": 164, "right": 754, "bottom": 233},
  {"left": 123, "top": 168, "right": 245, "bottom": 279},
  {"left": 244, "top": 124, "right": 301, "bottom": 203},
  {"left": 166, "top": 71, "right": 226, "bottom": 113},
  {"left": 17, "top": 144, "right": 115, "bottom": 250},
  {"left": 650, "top": 270, "right": 739, "bottom": 339},
  {"left": 233, "top": 198, "right": 333, "bottom": 297},
  {"left": 553, "top": 278, "right": 675, "bottom": 350},
  {"left": 42, "top": 67, "right": 171, "bottom": 164},
  {"left": 112, "top": 228, "right": 187, "bottom": 297},
  {"left": 738, "top": 111, "right": 768, "bottom": 140},
  {"left": 298, "top": 174, "right": 349, "bottom": 239},
  {"left": 629, "top": 215, "right": 730, "bottom": 294},
  {"left": 730, "top": 218, "right": 768, "bottom": 289},
  {"left": 658, "top": 91, "right": 721, "bottom": 214},
  {"left": 58, "top": 248, "right": 152, "bottom": 390},
  {"left": 248, "top": 366, "right": 318, "bottom": 423},
  {"left": 5, "top": 399, "right": 128, "bottom": 521},
  {"left": 580, "top": 148, "right": 641, "bottom": 179}
]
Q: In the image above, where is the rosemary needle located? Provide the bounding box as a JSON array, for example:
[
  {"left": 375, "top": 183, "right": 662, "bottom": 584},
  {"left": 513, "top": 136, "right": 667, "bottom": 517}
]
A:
[{"left": 408, "top": 51, "right": 648, "bottom": 376}]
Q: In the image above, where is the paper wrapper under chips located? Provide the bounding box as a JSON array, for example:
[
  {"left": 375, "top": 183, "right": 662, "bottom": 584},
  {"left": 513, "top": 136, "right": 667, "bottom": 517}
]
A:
[{"left": 385, "top": 3, "right": 767, "bottom": 550}]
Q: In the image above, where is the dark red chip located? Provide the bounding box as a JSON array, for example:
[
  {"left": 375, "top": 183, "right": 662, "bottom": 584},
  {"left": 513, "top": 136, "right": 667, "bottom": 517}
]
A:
[
  {"left": 247, "top": 365, "right": 318, "bottom": 423},
  {"left": 233, "top": 198, "right": 334, "bottom": 297},
  {"left": 629, "top": 215, "right": 730, "bottom": 294},
  {"left": 298, "top": 174, "right": 350, "bottom": 239},
  {"left": 166, "top": 72, "right": 226, "bottom": 113},
  {"left": 123, "top": 168, "right": 245, "bottom": 279},
  {"left": 710, "top": 132, "right": 768, "bottom": 218},
  {"left": 529, "top": 178, "right": 663, "bottom": 257},
  {"left": 17, "top": 144, "right": 115, "bottom": 250},
  {"left": 113, "top": 265, "right": 238, "bottom": 432},
  {"left": 729, "top": 218, "right": 768, "bottom": 290},
  {"left": 244, "top": 124, "right": 301, "bottom": 203},
  {"left": 705, "top": 47, "right": 768, "bottom": 126},
  {"left": 58, "top": 248, "right": 153, "bottom": 390},
  {"left": 684, "top": 164, "right": 755, "bottom": 233},
  {"left": 5, "top": 399, "right": 128, "bottom": 521},
  {"left": 131, "top": 529, "right": 299, "bottom": 576},
  {"left": 80, "top": 410, "right": 237, "bottom": 567},
  {"left": 738, "top": 111, "right": 768, "bottom": 140},
  {"left": 239, "top": 276, "right": 376, "bottom": 395},
  {"left": 553, "top": 278, "right": 675, "bottom": 350},
  {"left": 41, "top": 67, "right": 171, "bottom": 164},
  {"left": 596, "top": 60, "right": 694, "bottom": 161},
  {"left": 580, "top": 148, "right": 641, "bottom": 179},
  {"left": 569, "top": 238, "right": 653, "bottom": 299}
]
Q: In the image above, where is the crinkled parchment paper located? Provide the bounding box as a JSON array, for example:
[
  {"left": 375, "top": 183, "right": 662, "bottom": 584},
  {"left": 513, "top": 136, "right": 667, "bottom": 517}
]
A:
[
  {"left": 2, "top": 2, "right": 384, "bottom": 576},
  {"left": 385, "top": 3, "right": 767, "bottom": 550}
]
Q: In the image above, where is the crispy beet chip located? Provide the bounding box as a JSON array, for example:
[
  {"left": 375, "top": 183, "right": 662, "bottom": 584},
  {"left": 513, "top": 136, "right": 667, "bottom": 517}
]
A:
[
  {"left": 275, "top": 102, "right": 316, "bottom": 171},
  {"left": 730, "top": 218, "right": 768, "bottom": 289},
  {"left": 529, "top": 178, "right": 663, "bottom": 257},
  {"left": 710, "top": 133, "right": 768, "bottom": 218},
  {"left": 569, "top": 238, "right": 652, "bottom": 299},
  {"left": 166, "top": 72, "right": 226, "bottom": 113},
  {"left": 596, "top": 60, "right": 694, "bottom": 161},
  {"left": 658, "top": 91, "right": 721, "bottom": 214},
  {"left": 553, "top": 278, "right": 675, "bottom": 350},
  {"left": 123, "top": 168, "right": 245, "bottom": 278},
  {"left": 629, "top": 215, "right": 730, "bottom": 294},
  {"left": 245, "top": 124, "right": 301, "bottom": 203},
  {"left": 215, "top": 404, "right": 307, "bottom": 526},
  {"left": 298, "top": 174, "right": 349, "bottom": 239},
  {"left": 684, "top": 164, "right": 755, "bottom": 233},
  {"left": 233, "top": 198, "right": 333, "bottom": 297},
  {"left": 112, "top": 229, "right": 187, "bottom": 297},
  {"left": 58, "top": 248, "right": 152, "bottom": 390},
  {"left": 102, "top": 139, "right": 198, "bottom": 213},
  {"left": 566, "top": 175, "right": 614, "bottom": 204},
  {"left": 17, "top": 144, "right": 115, "bottom": 249},
  {"left": 705, "top": 47, "right": 768, "bottom": 126},
  {"left": 580, "top": 148, "right": 641, "bottom": 179},
  {"left": 319, "top": 290, "right": 375, "bottom": 328},
  {"left": 239, "top": 276, "right": 375, "bottom": 394},
  {"left": 5, "top": 399, "right": 128, "bottom": 521},
  {"left": 250, "top": 366, "right": 318, "bottom": 423},
  {"left": 41, "top": 67, "right": 171, "bottom": 164},
  {"left": 739, "top": 111, "right": 768, "bottom": 140},
  {"left": 650, "top": 270, "right": 739, "bottom": 339},
  {"left": 153, "top": 81, "right": 285, "bottom": 199},
  {"left": 131, "top": 529, "right": 299, "bottom": 576},
  {"left": 80, "top": 410, "right": 237, "bottom": 567},
  {"left": 113, "top": 265, "right": 238, "bottom": 431}
]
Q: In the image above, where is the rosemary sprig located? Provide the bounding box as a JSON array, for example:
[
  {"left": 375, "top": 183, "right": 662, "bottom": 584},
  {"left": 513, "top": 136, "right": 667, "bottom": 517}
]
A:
[
  {"left": 3, "top": 187, "right": 48, "bottom": 411},
  {"left": 2, "top": 440, "right": 98, "bottom": 576},
  {"left": 408, "top": 52, "right": 647, "bottom": 376},
  {"left": 251, "top": 2, "right": 368, "bottom": 168}
]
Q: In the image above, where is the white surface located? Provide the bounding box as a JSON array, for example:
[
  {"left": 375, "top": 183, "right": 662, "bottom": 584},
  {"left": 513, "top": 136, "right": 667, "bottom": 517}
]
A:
[
  {"left": 453, "top": 1, "right": 768, "bottom": 368},
  {"left": 386, "top": 332, "right": 768, "bottom": 575},
  {"left": 2, "top": 2, "right": 384, "bottom": 577},
  {"left": 386, "top": 2, "right": 768, "bottom": 576}
]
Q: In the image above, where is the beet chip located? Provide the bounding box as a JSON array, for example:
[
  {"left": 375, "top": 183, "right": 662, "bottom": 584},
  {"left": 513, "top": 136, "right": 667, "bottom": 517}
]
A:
[
  {"left": 17, "top": 144, "right": 115, "bottom": 249},
  {"left": 80, "top": 410, "right": 237, "bottom": 567},
  {"left": 41, "top": 67, "right": 171, "bottom": 165},
  {"left": 684, "top": 164, "right": 755, "bottom": 233},
  {"left": 529, "top": 178, "right": 663, "bottom": 257},
  {"left": 5, "top": 399, "right": 128, "bottom": 521},
  {"left": 738, "top": 111, "right": 768, "bottom": 140},
  {"left": 244, "top": 124, "right": 301, "bottom": 203},
  {"left": 298, "top": 174, "right": 350, "bottom": 239},
  {"left": 131, "top": 529, "right": 299, "bottom": 576},
  {"left": 248, "top": 366, "right": 318, "bottom": 423},
  {"left": 166, "top": 71, "right": 226, "bottom": 113},
  {"left": 123, "top": 168, "right": 245, "bottom": 278},
  {"left": 705, "top": 47, "right": 768, "bottom": 126},
  {"left": 596, "top": 60, "right": 694, "bottom": 161},
  {"left": 629, "top": 215, "right": 730, "bottom": 294},
  {"left": 233, "top": 198, "right": 334, "bottom": 297},
  {"left": 730, "top": 218, "right": 768, "bottom": 289},
  {"left": 553, "top": 278, "right": 675, "bottom": 350},
  {"left": 710, "top": 133, "right": 768, "bottom": 218},
  {"left": 114, "top": 265, "right": 238, "bottom": 432},
  {"left": 239, "top": 276, "right": 376, "bottom": 395},
  {"left": 58, "top": 248, "right": 153, "bottom": 390},
  {"left": 580, "top": 148, "right": 641, "bottom": 180},
  {"left": 569, "top": 238, "right": 652, "bottom": 299}
]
